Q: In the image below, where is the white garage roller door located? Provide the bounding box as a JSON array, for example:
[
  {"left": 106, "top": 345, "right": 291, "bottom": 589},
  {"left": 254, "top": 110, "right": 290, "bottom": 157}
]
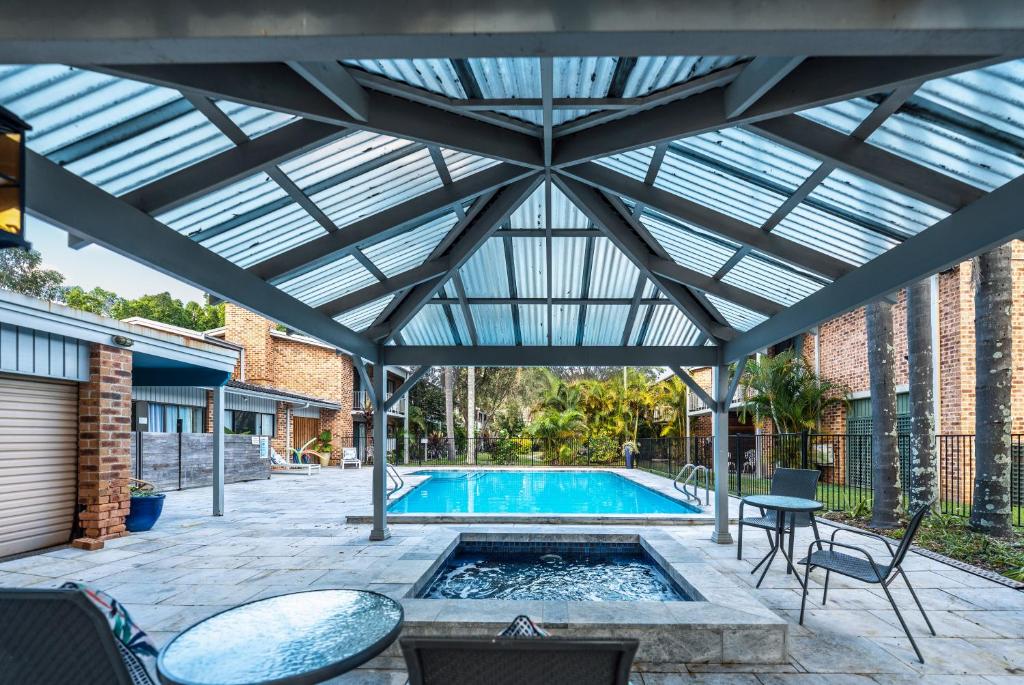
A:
[{"left": 0, "top": 374, "right": 78, "bottom": 558}]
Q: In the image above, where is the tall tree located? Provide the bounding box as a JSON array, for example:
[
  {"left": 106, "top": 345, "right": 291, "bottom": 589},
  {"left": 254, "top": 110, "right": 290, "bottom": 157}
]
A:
[
  {"left": 0, "top": 249, "right": 65, "bottom": 300},
  {"left": 466, "top": 366, "right": 476, "bottom": 464},
  {"left": 443, "top": 367, "right": 456, "bottom": 460},
  {"left": 906, "top": 280, "right": 937, "bottom": 512},
  {"left": 738, "top": 350, "right": 847, "bottom": 434},
  {"left": 867, "top": 300, "right": 902, "bottom": 529},
  {"left": 971, "top": 245, "right": 1014, "bottom": 537}
]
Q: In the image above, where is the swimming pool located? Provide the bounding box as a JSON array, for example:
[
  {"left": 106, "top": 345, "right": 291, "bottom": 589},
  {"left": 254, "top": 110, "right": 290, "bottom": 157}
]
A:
[{"left": 387, "top": 470, "right": 700, "bottom": 515}]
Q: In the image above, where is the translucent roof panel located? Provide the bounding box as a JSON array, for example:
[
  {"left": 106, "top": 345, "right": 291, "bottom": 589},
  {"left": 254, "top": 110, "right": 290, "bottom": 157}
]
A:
[
  {"left": 509, "top": 184, "right": 592, "bottom": 229},
  {"left": 589, "top": 238, "right": 640, "bottom": 298},
  {"left": 915, "top": 60, "right": 1024, "bottom": 142},
  {"left": 705, "top": 294, "right": 768, "bottom": 332},
  {"left": 641, "top": 212, "right": 739, "bottom": 276},
  {"left": 628, "top": 304, "right": 650, "bottom": 345},
  {"left": 402, "top": 305, "right": 461, "bottom": 346},
  {"left": 440, "top": 148, "right": 501, "bottom": 180},
  {"left": 654, "top": 147, "right": 788, "bottom": 226},
  {"left": 773, "top": 202, "right": 898, "bottom": 266},
  {"left": 582, "top": 305, "right": 631, "bottom": 345},
  {"left": 554, "top": 57, "right": 618, "bottom": 125},
  {"left": 722, "top": 254, "right": 825, "bottom": 306},
  {"left": 811, "top": 168, "right": 949, "bottom": 237},
  {"left": 550, "top": 304, "right": 581, "bottom": 346},
  {"left": 335, "top": 295, "right": 393, "bottom": 332},
  {"left": 158, "top": 171, "right": 287, "bottom": 237},
  {"left": 641, "top": 306, "right": 701, "bottom": 346},
  {"left": 361, "top": 213, "right": 457, "bottom": 277},
  {"left": 276, "top": 255, "right": 377, "bottom": 308},
  {"left": 621, "top": 56, "right": 746, "bottom": 97},
  {"left": 460, "top": 238, "right": 510, "bottom": 297},
  {"left": 343, "top": 59, "right": 466, "bottom": 98},
  {"left": 511, "top": 237, "right": 547, "bottom": 298},
  {"left": 797, "top": 98, "right": 877, "bottom": 135},
  {"left": 594, "top": 147, "right": 655, "bottom": 182},
  {"left": 280, "top": 130, "right": 409, "bottom": 188},
  {"left": 551, "top": 237, "right": 587, "bottom": 298},
  {"left": 469, "top": 304, "right": 516, "bottom": 345},
  {"left": 214, "top": 100, "right": 296, "bottom": 139},
  {"left": 199, "top": 202, "right": 326, "bottom": 269}
]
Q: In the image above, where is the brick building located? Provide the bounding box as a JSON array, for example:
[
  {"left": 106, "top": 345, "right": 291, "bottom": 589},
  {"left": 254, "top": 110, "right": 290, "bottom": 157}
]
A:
[{"left": 686, "top": 241, "right": 1024, "bottom": 439}]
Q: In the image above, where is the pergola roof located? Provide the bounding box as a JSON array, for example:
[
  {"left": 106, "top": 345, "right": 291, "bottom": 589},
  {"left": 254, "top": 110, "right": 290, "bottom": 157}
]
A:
[{"left": 5, "top": 15, "right": 1024, "bottom": 367}]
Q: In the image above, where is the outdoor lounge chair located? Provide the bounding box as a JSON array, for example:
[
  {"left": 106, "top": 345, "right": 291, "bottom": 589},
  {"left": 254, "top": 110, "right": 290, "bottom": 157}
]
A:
[
  {"left": 0, "top": 588, "right": 155, "bottom": 684},
  {"left": 341, "top": 446, "right": 362, "bottom": 469},
  {"left": 737, "top": 467, "right": 822, "bottom": 561},
  {"left": 269, "top": 447, "right": 321, "bottom": 475},
  {"left": 400, "top": 636, "right": 638, "bottom": 685},
  {"left": 798, "top": 501, "right": 936, "bottom": 664}
]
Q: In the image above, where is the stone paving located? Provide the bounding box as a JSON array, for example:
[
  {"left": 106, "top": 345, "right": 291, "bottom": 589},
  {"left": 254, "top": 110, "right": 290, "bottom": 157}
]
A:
[{"left": 1, "top": 468, "right": 1022, "bottom": 684}]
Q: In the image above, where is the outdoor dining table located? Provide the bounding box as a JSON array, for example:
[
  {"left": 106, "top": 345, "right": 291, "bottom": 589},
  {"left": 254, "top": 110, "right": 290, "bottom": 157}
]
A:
[
  {"left": 740, "top": 494, "right": 823, "bottom": 589},
  {"left": 157, "top": 589, "right": 403, "bottom": 685}
]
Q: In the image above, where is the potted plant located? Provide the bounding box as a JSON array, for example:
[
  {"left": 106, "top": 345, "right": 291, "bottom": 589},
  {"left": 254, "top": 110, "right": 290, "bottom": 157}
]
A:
[
  {"left": 125, "top": 478, "right": 165, "bottom": 532},
  {"left": 311, "top": 430, "right": 334, "bottom": 467}
]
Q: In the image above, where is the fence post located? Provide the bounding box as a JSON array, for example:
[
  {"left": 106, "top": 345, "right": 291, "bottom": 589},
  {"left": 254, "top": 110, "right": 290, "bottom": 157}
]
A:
[{"left": 800, "top": 430, "right": 810, "bottom": 470}]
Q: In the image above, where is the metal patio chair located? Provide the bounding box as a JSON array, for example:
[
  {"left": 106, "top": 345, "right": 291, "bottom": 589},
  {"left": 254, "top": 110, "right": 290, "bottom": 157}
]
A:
[
  {"left": 798, "top": 501, "right": 937, "bottom": 663},
  {"left": 401, "top": 636, "right": 638, "bottom": 685},
  {"left": 737, "top": 467, "right": 822, "bottom": 561},
  {"left": 0, "top": 588, "right": 155, "bottom": 684}
]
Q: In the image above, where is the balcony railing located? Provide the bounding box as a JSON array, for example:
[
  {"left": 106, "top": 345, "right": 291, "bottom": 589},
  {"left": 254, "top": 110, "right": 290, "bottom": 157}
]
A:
[
  {"left": 352, "top": 390, "right": 407, "bottom": 416},
  {"left": 686, "top": 384, "right": 753, "bottom": 414}
]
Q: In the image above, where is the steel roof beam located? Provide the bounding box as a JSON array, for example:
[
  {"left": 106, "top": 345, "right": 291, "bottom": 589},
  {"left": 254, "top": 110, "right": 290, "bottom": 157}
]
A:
[
  {"left": 724, "top": 56, "right": 805, "bottom": 119},
  {"left": 452, "top": 273, "right": 479, "bottom": 346},
  {"left": 553, "top": 56, "right": 999, "bottom": 166},
  {"left": 367, "top": 175, "right": 544, "bottom": 341},
  {"left": 97, "top": 64, "right": 543, "bottom": 168},
  {"left": 249, "top": 163, "right": 532, "bottom": 283},
  {"left": 723, "top": 171, "right": 1024, "bottom": 362},
  {"left": 747, "top": 115, "right": 985, "bottom": 212},
  {"left": 25, "top": 151, "right": 376, "bottom": 360},
  {"left": 649, "top": 257, "right": 784, "bottom": 316},
  {"left": 620, "top": 277, "right": 647, "bottom": 346},
  {"left": 562, "top": 162, "right": 853, "bottom": 281},
  {"left": 431, "top": 297, "right": 673, "bottom": 305},
  {"left": 383, "top": 345, "right": 719, "bottom": 368},
  {"left": 287, "top": 61, "right": 369, "bottom": 122},
  {"left": 555, "top": 175, "right": 736, "bottom": 342}
]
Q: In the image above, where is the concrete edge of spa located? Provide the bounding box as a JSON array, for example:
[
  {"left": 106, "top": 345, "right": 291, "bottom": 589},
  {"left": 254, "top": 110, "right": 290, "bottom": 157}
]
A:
[
  {"left": 346, "top": 468, "right": 741, "bottom": 526},
  {"left": 365, "top": 528, "right": 788, "bottom": 666}
]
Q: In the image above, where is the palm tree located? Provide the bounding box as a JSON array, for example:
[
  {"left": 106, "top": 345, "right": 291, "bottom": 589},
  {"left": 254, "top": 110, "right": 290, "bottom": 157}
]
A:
[
  {"left": 529, "top": 408, "right": 587, "bottom": 463},
  {"left": 971, "top": 245, "right": 1014, "bottom": 537},
  {"left": 657, "top": 376, "right": 689, "bottom": 444},
  {"left": 738, "top": 350, "right": 847, "bottom": 434},
  {"left": 444, "top": 366, "right": 456, "bottom": 460},
  {"left": 906, "top": 280, "right": 937, "bottom": 512},
  {"left": 867, "top": 300, "right": 902, "bottom": 529}
]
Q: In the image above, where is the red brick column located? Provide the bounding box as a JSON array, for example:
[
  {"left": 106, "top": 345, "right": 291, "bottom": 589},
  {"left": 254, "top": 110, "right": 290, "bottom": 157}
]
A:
[{"left": 74, "top": 344, "right": 133, "bottom": 550}]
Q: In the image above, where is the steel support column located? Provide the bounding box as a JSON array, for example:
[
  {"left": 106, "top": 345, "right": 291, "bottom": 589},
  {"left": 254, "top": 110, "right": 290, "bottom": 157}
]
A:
[
  {"left": 212, "top": 385, "right": 225, "bottom": 516},
  {"left": 711, "top": 362, "right": 733, "bottom": 544},
  {"left": 370, "top": 351, "right": 390, "bottom": 541}
]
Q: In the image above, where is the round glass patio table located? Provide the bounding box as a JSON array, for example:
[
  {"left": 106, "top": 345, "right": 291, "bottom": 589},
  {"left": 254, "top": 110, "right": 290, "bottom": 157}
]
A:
[
  {"left": 157, "top": 589, "right": 403, "bottom": 685},
  {"left": 741, "top": 494, "right": 823, "bottom": 589}
]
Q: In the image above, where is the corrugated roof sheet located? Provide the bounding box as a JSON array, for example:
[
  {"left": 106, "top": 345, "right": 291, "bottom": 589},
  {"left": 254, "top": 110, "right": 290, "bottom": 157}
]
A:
[
  {"left": 277, "top": 255, "right": 376, "bottom": 307},
  {"left": 589, "top": 238, "right": 640, "bottom": 298},
  {"left": 722, "top": 254, "right": 825, "bottom": 306},
  {"left": 335, "top": 295, "right": 393, "bottom": 332},
  {"left": 582, "top": 304, "right": 630, "bottom": 345},
  {"left": 622, "top": 56, "right": 746, "bottom": 97},
  {"left": 551, "top": 237, "right": 587, "bottom": 298},
  {"left": 641, "top": 212, "right": 739, "bottom": 276},
  {"left": 460, "top": 238, "right": 510, "bottom": 297},
  {"left": 511, "top": 237, "right": 546, "bottom": 298},
  {"left": 361, "top": 213, "right": 457, "bottom": 277},
  {"left": 469, "top": 304, "right": 516, "bottom": 345},
  {"left": 705, "top": 294, "right": 768, "bottom": 332},
  {"left": 509, "top": 183, "right": 592, "bottom": 229},
  {"left": 402, "top": 304, "right": 459, "bottom": 345},
  {"left": 642, "top": 305, "right": 701, "bottom": 346}
]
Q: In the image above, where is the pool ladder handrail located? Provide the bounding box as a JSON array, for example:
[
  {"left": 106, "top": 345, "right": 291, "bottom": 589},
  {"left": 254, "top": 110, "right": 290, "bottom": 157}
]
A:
[
  {"left": 673, "top": 463, "right": 711, "bottom": 506},
  {"left": 386, "top": 462, "right": 404, "bottom": 498}
]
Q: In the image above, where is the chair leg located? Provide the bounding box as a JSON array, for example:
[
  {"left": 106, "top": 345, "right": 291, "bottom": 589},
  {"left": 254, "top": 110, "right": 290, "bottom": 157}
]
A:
[
  {"left": 879, "top": 579, "right": 925, "bottom": 664},
  {"left": 898, "top": 569, "right": 936, "bottom": 636},
  {"left": 737, "top": 521, "right": 744, "bottom": 560},
  {"left": 822, "top": 570, "right": 830, "bottom": 604},
  {"left": 799, "top": 563, "right": 813, "bottom": 624},
  {"left": 810, "top": 517, "right": 824, "bottom": 552}
]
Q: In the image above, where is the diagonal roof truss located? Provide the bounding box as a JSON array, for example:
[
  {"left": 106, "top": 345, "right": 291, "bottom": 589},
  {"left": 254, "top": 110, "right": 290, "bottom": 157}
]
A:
[{"left": 5, "top": 25, "right": 1024, "bottom": 366}]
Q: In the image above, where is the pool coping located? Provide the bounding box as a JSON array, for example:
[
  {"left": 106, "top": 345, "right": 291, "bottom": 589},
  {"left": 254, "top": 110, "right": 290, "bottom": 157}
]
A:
[
  {"left": 370, "top": 527, "right": 787, "bottom": 666},
  {"left": 346, "top": 467, "right": 738, "bottom": 526}
]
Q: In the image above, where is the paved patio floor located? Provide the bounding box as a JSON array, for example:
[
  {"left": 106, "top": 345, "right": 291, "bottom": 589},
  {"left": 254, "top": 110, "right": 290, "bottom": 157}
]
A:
[{"left": 1, "top": 468, "right": 1022, "bottom": 684}]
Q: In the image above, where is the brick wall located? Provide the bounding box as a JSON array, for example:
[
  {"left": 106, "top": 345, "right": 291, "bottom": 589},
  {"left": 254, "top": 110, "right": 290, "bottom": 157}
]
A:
[{"left": 75, "top": 344, "right": 132, "bottom": 548}]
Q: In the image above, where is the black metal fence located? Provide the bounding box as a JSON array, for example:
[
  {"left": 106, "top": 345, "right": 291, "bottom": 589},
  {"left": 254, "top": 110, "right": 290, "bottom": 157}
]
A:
[{"left": 391, "top": 435, "right": 627, "bottom": 467}]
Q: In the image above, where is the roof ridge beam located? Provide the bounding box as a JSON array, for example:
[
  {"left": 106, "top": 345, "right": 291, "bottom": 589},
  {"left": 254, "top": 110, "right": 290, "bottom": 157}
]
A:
[
  {"left": 383, "top": 345, "right": 718, "bottom": 368},
  {"left": 287, "top": 61, "right": 369, "bottom": 122},
  {"left": 723, "top": 171, "right": 1024, "bottom": 361},
  {"left": 746, "top": 115, "right": 985, "bottom": 212},
  {"left": 367, "top": 175, "right": 544, "bottom": 341},
  {"left": 95, "top": 64, "right": 543, "bottom": 168},
  {"left": 561, "top": 162, "right": 853, "bottom": 281},
  {"left": 25, "top": 151, "right": 376, "bottom": 360},
  {"left": 249, "top": 163, "right": 533, "bottom": 283}
]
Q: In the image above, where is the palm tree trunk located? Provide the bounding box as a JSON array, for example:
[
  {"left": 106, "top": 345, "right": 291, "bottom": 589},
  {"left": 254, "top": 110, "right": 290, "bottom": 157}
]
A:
[
  {"left": 867, "top": 300, "right": 902, "bottom": 529},
  {"left": 971, "top": 245, "right": 1014, "bottom": 536},
  {"left": 466, "top": 366, "right": 476, "bottom": 465},
  {"left": 906, "top": 280, "right": 937, "bottom": 512},
  {"left": 444, "top": 367, "right": 456, "bottom": 460}
]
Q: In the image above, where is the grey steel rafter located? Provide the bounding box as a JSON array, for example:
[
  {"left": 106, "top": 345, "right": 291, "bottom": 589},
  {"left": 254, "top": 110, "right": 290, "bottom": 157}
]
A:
[
  {"left": 503, "top": 235, "right": 524, "bottom": 345},
  {"left": 350, "top": 249, "right": 389, "bottom": 283},
  {"left": 367, "top": 175, "right": 544, "bottom": 341},
  {"left": 383, "top": 345, "right": 719, "bottom": 368},
  {"left": 555, "top": 174, "right": 736, "bottom": 341},
  {"left": 673, "top": 367, "right": 715, "bottom": 410},
  {"left": 287, "top": 61, "right": 369, "bottom": 122},
  {"left": 620, "top": 277, "right": 647, "bottom": 346},
  {"left": 431, "top": 297, "right": 674, "bottom": 305},
  {"left": 575, "top": 235, "right": 595, "bottom": 346},
  {"left": 452, "top": 273, "right": 479, "bottom": 346},
  {"left": 24, "top": 151, "right": 377, "bottom": 359},
  {"left": 724, "top": 56, "right": 805, "bottom": 118}
]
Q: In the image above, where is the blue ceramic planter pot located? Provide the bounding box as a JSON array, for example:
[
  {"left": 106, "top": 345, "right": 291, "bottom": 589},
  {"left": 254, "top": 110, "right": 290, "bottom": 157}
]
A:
[{"left": 125, "top": 493, "right": 165, "bottom": 532}]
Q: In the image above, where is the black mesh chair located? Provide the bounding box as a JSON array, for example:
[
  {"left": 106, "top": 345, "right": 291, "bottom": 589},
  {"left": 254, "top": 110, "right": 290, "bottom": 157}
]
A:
[
  {"left": 798, "top": 502, "right": 936, "bottom": 663},
  {"left": 737, "top": 467, "right": 823, "bottom": 561},
  {"left": 0, "top": 588, "right": 155, "bottom": 684},
  {"left": 401, "top": 636, "right": 638, "bottom": 685}
]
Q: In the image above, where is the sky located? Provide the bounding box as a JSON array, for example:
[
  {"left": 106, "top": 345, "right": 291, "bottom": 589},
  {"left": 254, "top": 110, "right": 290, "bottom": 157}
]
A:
[{"left": 28, "top": 216, "right": 205, "bottom": 302}]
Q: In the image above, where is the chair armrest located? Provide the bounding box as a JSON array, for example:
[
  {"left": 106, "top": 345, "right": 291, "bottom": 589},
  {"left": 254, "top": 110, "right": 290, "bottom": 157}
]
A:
[
  {"left": 809, "top": 539, "right": 885, "bottom": 581},
  {"left": 829, "top": 526, "right": 896, "bottom": 557}
]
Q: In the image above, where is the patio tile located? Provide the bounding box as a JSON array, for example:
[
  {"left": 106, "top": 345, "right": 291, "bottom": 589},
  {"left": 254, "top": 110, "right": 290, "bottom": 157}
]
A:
[
  {"left": 941, "top": 588, "right": 1024, "bottom": 611},
  {"left": 869, "top": 676, "right": 994, "bottom": 684},
  {"left": 786, "top": 633, "right": 916, "bottom": 674},
  {"left": 325, "top": 669, "right": 408, "bottom": 684},
  {"left": 782, "top": 609, "right": 912, "bottom": 638},
  {"left": 866, "top": 588, "right": 979, "bottom": 612},
  {"left": 757, "top": 675, "right": 878, "bottom": 685},
  {"left": 950, "top": 610, "right": 1024, "bottom": 638},
  {"left": 870, "top": 636, "right": 1017, "bottom": 675},
  {"left": 868, "top": 608, "right": 1001, "bottom": 639},
  {"left": 644, "top": 674, "right": 761, "bottom": 684}
]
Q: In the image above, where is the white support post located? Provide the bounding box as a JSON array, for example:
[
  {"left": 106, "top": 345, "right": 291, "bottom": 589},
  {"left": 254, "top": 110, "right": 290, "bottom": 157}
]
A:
[
  {"left": 212, "top": 384, "right": 225, "bottom": 516},
  {"left": 370, "top": 352, "right": 390, "bottom": 541},
  {"left": 711, "top": 362, "right": 733, "bottom": 544}
]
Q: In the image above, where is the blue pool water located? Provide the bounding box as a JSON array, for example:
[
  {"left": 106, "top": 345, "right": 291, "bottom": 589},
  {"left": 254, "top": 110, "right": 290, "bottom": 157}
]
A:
[
  {"left": 387, "top": 470, "right": 699, "bottom": 515},
  {"left": 419, "top": 540, "right": 691, "bottom": 601}
]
